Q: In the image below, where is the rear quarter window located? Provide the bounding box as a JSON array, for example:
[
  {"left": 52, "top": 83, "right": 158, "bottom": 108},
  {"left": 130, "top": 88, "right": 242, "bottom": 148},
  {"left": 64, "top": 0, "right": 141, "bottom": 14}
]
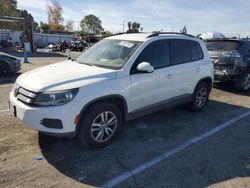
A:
[{"left": 190, "top": 41, "right": 203, "bottom": 61}]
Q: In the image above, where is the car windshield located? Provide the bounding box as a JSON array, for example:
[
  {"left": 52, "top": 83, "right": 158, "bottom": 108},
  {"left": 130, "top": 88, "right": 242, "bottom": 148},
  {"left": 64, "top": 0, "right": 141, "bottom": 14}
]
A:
[
  {"left": 76, "top": 39, "right": 142, "bottom": 70},
  {"left": 205, "top": 41, "right": 239, "bottom": 51}
]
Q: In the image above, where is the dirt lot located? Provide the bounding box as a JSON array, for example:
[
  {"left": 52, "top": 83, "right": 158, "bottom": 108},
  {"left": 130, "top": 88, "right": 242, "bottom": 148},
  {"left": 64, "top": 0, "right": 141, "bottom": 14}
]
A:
[{"left": 0, "top": 51, "right": 250, "bottom": 188}]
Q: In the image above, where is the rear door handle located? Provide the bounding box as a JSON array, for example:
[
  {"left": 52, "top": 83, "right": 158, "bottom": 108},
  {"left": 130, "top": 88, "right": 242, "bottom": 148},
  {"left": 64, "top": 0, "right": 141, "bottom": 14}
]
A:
[
  {"left": 167, "top": 74, "right": 173, "bottom": 79},
  {"left": 196, "top": 67, "right": 201, "bottom": 72}
]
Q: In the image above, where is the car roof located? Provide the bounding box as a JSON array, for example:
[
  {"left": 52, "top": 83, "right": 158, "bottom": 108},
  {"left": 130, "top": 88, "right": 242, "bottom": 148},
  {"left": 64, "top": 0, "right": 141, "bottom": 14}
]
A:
[
  {"left": 107, "top": 33, "right": 152, "bottom": 42},
  {"left": 107, "top": 32, "right": 196, "bottom": 42}
]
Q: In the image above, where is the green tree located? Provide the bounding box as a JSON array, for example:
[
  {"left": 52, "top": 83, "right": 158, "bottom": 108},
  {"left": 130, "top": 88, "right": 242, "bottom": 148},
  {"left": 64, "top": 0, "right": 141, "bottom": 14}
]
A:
[
  {"left": 127, "top": 21, "right": 141, "bottom": 33},
  {"left": 0, "top": 0, "right": 17, "bottom": 9},
  {"left": 103, "top": 31, "right": 113, "bottom": 38},
  {"left": 0, "top": 0, "right": 36, "bottom": 31},
  {"left": 39, "top": 21, "right": 49, "bottom": 32},
  {"left": 80, "top": 14, "right": 103, "bottom": 34}
]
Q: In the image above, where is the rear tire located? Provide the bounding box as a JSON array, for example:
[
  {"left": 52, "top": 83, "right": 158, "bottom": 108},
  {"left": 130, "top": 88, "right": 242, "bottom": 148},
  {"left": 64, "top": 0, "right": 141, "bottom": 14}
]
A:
[
  {"left": 78, "top": 102, "right": 122, "bottom": 149},
  {"left": 190, "top": 82, "right": 210, "bottom": 112},
  {"left": 235, "top": 72, "right": 250, "bottom": 91}
]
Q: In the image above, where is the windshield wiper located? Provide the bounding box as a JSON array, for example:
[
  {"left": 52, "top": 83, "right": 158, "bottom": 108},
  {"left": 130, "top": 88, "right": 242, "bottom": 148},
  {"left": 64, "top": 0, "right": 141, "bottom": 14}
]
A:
[{"left": 81, "top": 61, "right": 96, "bottom": 67}]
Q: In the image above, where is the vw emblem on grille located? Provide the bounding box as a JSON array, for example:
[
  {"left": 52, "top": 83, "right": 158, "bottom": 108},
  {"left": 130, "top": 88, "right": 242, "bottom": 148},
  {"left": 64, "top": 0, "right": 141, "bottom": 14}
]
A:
[{"left": 14, "top": 86, "right": 20, "bottom": 97}]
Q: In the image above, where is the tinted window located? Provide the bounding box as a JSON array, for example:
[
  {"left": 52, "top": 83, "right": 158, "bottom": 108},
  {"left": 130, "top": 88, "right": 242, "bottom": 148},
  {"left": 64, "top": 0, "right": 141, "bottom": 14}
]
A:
[
  {"left": 172, "top": 39, "right": 192, "bottom": 64},
  {"left": 205, "top": 41, "right": 239, "bottom": 51},
  {"left": 238, "top": 41, "right": 250, "bottom": 56},
  {"left": 135, "top": 40, "right": 170, "bottom": 69},
  {"left": 190, "top": 41, "right": 203, "bottom": 61}
]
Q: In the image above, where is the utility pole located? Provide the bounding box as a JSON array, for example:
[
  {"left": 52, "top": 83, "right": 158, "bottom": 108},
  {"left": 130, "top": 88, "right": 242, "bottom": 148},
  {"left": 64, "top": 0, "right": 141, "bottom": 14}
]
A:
[{"left": 123, "top": 20, "right": 124, "bottom": 33}]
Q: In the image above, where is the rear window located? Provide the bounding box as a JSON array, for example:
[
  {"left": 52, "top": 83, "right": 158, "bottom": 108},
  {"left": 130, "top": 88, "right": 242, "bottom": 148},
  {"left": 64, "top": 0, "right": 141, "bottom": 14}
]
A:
[{"left": 205, "top": 41, "right": 239, "bottom": 51}]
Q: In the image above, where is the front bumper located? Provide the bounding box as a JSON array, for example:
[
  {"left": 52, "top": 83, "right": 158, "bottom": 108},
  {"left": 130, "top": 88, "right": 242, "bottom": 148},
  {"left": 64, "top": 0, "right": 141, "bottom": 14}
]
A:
[{"left": 9, "top": 91, "right": 83, "bottom": 137}]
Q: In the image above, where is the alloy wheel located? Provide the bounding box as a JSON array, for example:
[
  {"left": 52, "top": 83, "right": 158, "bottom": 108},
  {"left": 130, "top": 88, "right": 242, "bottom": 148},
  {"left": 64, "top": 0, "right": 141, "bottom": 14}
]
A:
[
  {"left": 242, "top": 74, "right": 250, "bottom": 90},
  {"left": 196, "top": 87, "right": 208, "bottom": 107},
  {"left": 90, "top": 111, "right": 117, "bottom": 143}
]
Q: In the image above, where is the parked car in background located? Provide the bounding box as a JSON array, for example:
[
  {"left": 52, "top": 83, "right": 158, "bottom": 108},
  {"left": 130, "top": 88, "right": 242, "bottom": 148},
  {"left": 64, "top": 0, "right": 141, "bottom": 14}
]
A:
[
  {"left": 0, "top": 52, "right": 21, "bottom": 74},
  {"left": 10, "top": 33, "right": 213, "bottom": 148},
  {"left": 49, "top": 41, "right": 69, "bottom": 53},
  {"left": 70, "top": 40, "right": 88, "bottom": 52},
  {"left": 205, "top": 39, "right": 250, "bottom": 91}
]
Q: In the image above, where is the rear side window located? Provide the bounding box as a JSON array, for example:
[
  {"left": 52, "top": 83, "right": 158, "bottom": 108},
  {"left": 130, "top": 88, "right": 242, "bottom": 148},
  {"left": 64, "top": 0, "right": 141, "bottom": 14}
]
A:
[
  {"left": 190, "top": 41, "right": 203, "bottom": 61},
  {"left": 135, "top": 40, "right": 170, "bottom": 69},
  {"left": 172, "top": 39, "right": 192, "bottom": 64}
]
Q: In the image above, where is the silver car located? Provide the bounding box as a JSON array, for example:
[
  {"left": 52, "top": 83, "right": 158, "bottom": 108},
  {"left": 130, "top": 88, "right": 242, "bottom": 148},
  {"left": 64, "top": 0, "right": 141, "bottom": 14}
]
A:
[{"left": 0, "top": 52, "right": 21, "bottom": 74}]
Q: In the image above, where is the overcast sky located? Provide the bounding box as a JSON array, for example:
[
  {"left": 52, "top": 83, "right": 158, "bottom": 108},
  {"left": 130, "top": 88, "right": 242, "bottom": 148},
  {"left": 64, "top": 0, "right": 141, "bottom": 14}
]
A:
[{"left": 17, "top": 0, "right": 250, "bottom": 37}]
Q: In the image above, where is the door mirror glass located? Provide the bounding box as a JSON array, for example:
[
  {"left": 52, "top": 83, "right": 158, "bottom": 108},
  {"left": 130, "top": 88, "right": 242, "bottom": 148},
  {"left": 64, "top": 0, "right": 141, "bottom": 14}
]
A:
[{"left": 137, "top": 62, "right": 154, "bottom": 73}]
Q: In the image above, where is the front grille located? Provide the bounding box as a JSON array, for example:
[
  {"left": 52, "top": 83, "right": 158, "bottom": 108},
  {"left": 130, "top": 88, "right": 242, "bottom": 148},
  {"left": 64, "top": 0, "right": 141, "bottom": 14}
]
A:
[{"left": 14, "top": 84, "right": 37, "bottom": 105}]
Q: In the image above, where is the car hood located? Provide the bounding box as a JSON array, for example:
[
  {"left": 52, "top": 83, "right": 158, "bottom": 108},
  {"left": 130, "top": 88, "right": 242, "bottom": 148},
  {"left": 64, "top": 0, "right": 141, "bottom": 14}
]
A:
[
  {"left": 16, "top": 60, "right": 117, "bottom": 92},
  {"left": 0, "top": 52, "right": 20, "bottom": 60}
]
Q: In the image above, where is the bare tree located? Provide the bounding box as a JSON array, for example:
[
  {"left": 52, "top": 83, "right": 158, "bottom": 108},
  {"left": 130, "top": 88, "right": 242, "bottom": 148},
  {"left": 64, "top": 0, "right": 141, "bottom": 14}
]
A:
[
  {"left": 47, "top": 0, "right": 64, "bottom": 31},
  {"left": 65, "top": 20, "right": 74, "bottom": 32}
]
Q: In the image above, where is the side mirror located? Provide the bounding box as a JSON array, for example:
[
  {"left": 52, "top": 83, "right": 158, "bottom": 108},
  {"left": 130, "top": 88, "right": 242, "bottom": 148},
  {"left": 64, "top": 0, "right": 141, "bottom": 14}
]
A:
[{"left": 137, "top": 62, "right": 154, "bottom": 73}]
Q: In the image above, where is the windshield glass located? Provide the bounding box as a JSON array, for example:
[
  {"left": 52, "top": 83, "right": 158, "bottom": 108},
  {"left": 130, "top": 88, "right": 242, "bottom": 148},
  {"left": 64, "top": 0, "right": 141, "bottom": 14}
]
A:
[
  {"left": 205, "top": 41, "right": 239, "bottom": 51},
  {"left": 76, "top": 39, "right": 142, "bottom": 70}
]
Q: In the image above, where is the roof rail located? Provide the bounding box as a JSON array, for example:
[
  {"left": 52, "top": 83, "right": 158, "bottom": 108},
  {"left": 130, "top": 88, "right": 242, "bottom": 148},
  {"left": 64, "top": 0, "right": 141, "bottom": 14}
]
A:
[{"left": 147, "top": 32, "right": 195, "bottom": 38}]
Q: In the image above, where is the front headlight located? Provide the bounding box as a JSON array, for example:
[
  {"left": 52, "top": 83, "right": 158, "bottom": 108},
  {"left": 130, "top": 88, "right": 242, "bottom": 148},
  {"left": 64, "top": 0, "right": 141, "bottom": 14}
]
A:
[{"left": 33, "top": 88, "right": 79, "bottom": 107}]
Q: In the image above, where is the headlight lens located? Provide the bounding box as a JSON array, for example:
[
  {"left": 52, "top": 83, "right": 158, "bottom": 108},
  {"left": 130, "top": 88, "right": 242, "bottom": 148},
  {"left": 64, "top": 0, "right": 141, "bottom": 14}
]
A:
[{"left": 33, "top": 88, "right": 79, "bottom": 107}]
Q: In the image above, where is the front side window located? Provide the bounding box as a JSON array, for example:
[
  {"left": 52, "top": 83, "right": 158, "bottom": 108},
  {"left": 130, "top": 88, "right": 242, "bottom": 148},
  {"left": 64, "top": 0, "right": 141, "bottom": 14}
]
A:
[
  {"left": 135, "top": 40, "right": 170, "bottom": 69},
  {"left": 76, "top": 39, "right": 142, "bottom": 70}
]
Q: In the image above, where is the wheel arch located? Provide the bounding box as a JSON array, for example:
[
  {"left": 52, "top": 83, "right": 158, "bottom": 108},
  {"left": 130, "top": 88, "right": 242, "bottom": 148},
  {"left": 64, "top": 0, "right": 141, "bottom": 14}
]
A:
[
  {"left": 194, "top": 77, "right": 213, "bottom": 93},
  {"left": 75, "top": 94, "right": 128, "bottom": 135},
  {"left": 0, "top": 61, "right": 11, "bottom": 72}
]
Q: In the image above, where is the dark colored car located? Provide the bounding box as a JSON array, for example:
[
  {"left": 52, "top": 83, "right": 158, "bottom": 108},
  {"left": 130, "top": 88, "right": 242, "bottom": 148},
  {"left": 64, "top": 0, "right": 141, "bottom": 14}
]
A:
[
  {"left": 0, "top": 52, "right": 21, "bottom": 75},
  {"left": 205, "top": 39, "right": 250, "bottom": 91},
  {"left": 70, "top": 41, "right": 88, "bottom": 52}
]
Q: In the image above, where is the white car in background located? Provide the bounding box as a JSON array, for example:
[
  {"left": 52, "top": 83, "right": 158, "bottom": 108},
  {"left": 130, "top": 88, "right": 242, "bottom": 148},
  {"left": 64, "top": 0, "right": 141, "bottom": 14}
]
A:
[{"left": 10, "top": 32, "right": 214, "bottom": 148}]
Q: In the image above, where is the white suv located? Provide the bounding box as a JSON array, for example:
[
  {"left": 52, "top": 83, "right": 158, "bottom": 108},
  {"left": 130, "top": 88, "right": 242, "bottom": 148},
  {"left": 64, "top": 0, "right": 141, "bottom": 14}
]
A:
[{"left": 9, "top": 33, "right": 214, "bottom": 148}]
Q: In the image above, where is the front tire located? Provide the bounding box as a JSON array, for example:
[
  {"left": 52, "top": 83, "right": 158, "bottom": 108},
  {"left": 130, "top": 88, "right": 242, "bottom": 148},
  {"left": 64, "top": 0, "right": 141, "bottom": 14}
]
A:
[
  {"left": 190, "top": 82, "right": 210, "bottom": 111},
  {"left": 78, "top": 102, "right": 122, "bottom": 148},
  {"left": 0, "top": 62, "right": 11, "bottom": 75}
]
